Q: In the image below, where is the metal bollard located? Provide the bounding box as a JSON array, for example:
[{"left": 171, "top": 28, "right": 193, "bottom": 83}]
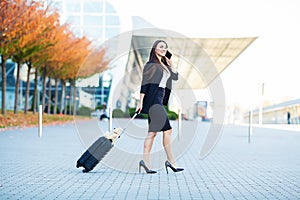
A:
[
  {"left": 38, "top": 105, "right": 43, "bottom": 137},
  {"left": 108, "top": 107, "right": 113, "bottom": 133},
  {"left": 178, "top": 108, "right": 182, "bottom": 141},
  {"left": 248, "top": 110, "right": 253, "bottom": 143}
]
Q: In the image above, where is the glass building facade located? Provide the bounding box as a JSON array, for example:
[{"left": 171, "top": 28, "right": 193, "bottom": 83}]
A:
[
  {"left": 49, "top": 0, "right": 122, "bottom": 109},
  {"left": 50, "top": 0, "right": 121, "bottom": 43}
]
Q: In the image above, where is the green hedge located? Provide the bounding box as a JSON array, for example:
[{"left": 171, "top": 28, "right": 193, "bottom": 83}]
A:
[
  {"left": 128, "top": 107, "right": 148, "bottom": 119},
  {"left": 112, "top": 109, "right": 130, "bottom": 118},
  {"left": 95, "top": 105, "right": 105, "bottom": 110},
  {"left": 77, "top": 106, "right": 92, "bottom": 116},
  {"left": 167, "top": 111, "right": 178, "bottom": 120},
  {"left": 165, "top": 106, "right": 178, "bottom": 120},
  {"left": 112, "top": 107, "right": 178, "bottom": 120}
]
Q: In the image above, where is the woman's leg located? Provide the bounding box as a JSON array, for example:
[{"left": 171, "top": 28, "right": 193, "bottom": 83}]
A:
[
  {"left": 144, "top": 132, "right": 157, "bottom": 168},
  {"left": 163, "top": 129, "right": 177, "bottom": 167}
]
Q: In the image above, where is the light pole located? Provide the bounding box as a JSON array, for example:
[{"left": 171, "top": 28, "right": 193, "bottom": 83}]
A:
[{"left": 258, "top": 82, "right": 264, "bottom": 125}]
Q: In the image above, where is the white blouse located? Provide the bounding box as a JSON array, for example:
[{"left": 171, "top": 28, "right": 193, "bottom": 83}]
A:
[{"left": 159, "top": 66, "right": 171, "bottom": 88}]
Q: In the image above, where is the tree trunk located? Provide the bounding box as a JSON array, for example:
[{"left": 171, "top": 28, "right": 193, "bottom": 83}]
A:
[
  {"left": 47, "top": 78, "right": 51, "bottom": 114},
  {"left": 32, "top": 68, "right": 38, "bottom": 114},
  {"left": 54, "top": 78, "right": 58, "bottom": 114},
  {"left": 60, "top": 80, "right": 65, "bottom": 115},
  {"left": 42, "top": 68, "right": 47, "bottom": 113},
  {"left": 64, "top": 81, "right": 68, "bottom": 115},
  {"left": 24, "top": 63, "right": 32, "bottom": 114},
  {"left": 1, "top": 55, "right": 7, "bottom": 115},
  {"left": 72, "top": 79, "right": 77, "bottom": 115},
  {"left": 69, "top": 79, "right": 73, "bottom": 115},
  {"left": 14, "top": 61, "right": 21, "bottom": 114}
]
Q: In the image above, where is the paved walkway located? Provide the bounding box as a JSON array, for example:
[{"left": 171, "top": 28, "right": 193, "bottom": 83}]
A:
[{"left": 0, "top": 119, "right": 300, "bottom": 199}]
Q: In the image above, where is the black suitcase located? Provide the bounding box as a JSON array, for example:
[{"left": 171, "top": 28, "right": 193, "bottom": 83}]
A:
[
  {"left": 76, "top": 111, "right": 139, "bottom": 173},
  {"left": 76, "top": 136, "right": 113, "bottom": 173}
]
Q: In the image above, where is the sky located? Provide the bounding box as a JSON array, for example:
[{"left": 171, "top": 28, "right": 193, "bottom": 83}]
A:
[{"left": 114, "top": 0, "right": 300, "bottom": 110}]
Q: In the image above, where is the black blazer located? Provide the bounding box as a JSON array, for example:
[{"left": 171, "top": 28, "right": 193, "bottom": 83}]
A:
[{"left": 140, "top": 62, "right": 178, "bottom": 114}]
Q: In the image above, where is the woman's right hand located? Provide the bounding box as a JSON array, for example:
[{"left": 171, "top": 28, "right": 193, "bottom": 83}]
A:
[
  {"left": 137, "top": 93, "right": 145, "bottom": 114},
  {"left": 136, "top": 104, "right": 142, "bottom": 114},
  {"left": 165, "top": 57, "right": 177, "bottom": 73}
]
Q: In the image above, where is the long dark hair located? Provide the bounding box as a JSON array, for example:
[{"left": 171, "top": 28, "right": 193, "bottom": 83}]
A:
[{"left": 148, "top": 40, "right": 169, "bottom": 67}]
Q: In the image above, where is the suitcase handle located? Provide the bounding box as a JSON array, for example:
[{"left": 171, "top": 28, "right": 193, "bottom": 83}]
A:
[
  {"left": 123, "top": 110, "right": 140, "bottom": 132},
  {"left": 106, "top": 110, "right": 140, "bottom": 144}
]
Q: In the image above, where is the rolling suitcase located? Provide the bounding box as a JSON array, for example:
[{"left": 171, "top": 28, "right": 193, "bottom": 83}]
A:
[{"left": 76, "top": 111, "right": 139, "bottom": 173}]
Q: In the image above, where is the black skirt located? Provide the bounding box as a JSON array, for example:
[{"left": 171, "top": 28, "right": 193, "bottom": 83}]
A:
[{"left": 147, "top": 87, "right": 172, "bottom": 132}]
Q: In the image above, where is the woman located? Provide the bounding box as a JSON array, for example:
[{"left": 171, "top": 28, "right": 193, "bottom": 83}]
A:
[{"left": 137, "top": 40, "right": 184, "bottom": 174}]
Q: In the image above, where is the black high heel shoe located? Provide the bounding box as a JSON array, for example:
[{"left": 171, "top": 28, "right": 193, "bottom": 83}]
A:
[
  {"left": 165, "top": 160, "right": 184, "bottom": 174},
  {"left": 139, "top": 160, "right": 157, "bottom": 174}
]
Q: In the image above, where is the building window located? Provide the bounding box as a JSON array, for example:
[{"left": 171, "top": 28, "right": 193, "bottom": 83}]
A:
[
  {"left": 105, "top": 15, "right": 119, "bottom": 26},
  {"left": 83, "top": 27, "right": 103, "bottom": 39},
  {"left": 105, "top": 1, "right": 116, "bottom": 13},
  {"left": 83, "top": 15, "right": 103, "bottom": 26},
  {"left": 51, "top": 1, "right": 62, "bottom": 11},
  {"left": 83, "top": 1, "right": 103, "bottom": 13},
  {"left": 105, "top": 28, "right": 120, "bottom": 39},
  {"left": 71, "top": 27, "right": 82, "bottom": 37},
  {"left": 65, "top": 0, "right": 80, "bottom": 13},
  {"left": 67, "top": 15, "right": 81, "bottom": 26},
  {"left": 55, "top": 0, "right": 120, "bottom": 42}
]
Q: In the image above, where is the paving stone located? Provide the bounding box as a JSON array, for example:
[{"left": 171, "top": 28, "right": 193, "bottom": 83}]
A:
[{"left": 0, "top": 121, "right": 300, "bottom": 199}]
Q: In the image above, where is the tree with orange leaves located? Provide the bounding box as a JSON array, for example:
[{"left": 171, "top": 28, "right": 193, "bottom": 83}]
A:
[
  {"left": 12, "top": 2, "right": 61, "bottom": 114},
  {"left": 55, "top": 36, "right": 92, "bottom": 115},
  {"left": 24, "top": 7, "right": 60, "bottom": 114},
  {"left": 78, "top": 48, "right": 110, "bottom": 78},
  {"left": 0, "top": 0, "right": 55, "bottom": 114},
  {"left": 51, "top": 36, "right": 110, "bottom": 115},
  {"left": 1, "top": 0, "right": 110, "bottom": 116},
  {"left": 0, "top": 0, "right": 28, "bottom": 114}
]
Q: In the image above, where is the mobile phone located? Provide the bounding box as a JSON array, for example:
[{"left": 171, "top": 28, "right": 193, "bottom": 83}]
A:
[{"left": 165, "top": 50, "right": 172, "bottom": 59}]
